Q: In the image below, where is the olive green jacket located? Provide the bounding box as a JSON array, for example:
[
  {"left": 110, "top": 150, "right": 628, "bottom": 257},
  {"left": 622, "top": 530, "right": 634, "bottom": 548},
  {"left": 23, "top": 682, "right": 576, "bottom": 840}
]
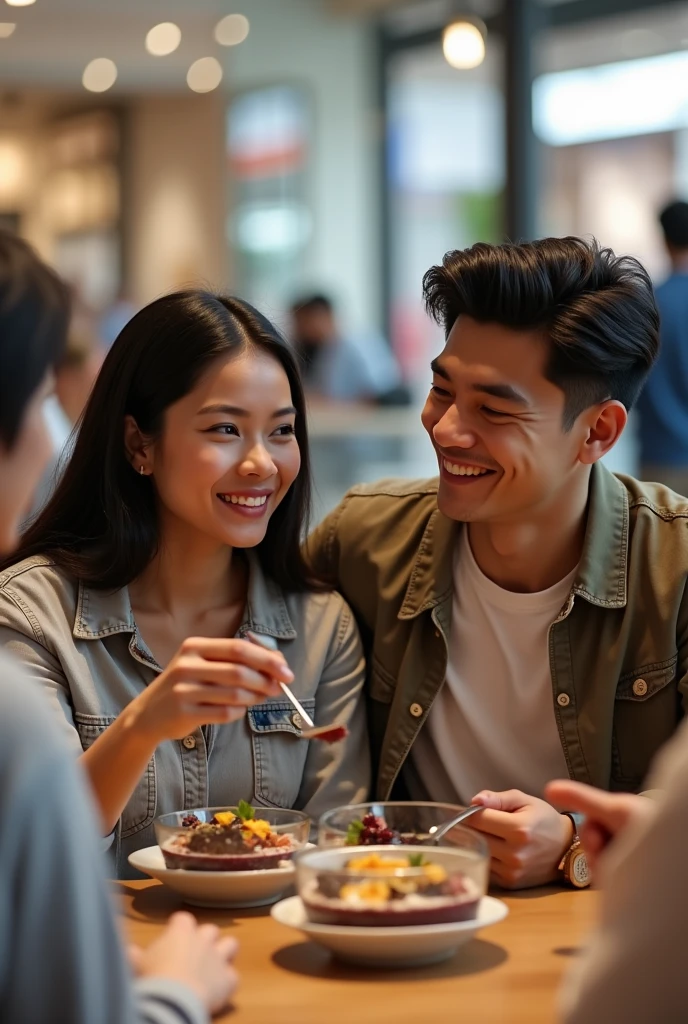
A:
[{"left": 307, "top": 463, "right": 688, "bottom": 799}]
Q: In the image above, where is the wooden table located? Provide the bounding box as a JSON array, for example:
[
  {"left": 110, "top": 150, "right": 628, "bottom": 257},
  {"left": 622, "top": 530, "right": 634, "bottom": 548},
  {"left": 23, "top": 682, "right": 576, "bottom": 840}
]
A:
[{"left": 117, "top": 880, "right": 597, "bottom": 1024}]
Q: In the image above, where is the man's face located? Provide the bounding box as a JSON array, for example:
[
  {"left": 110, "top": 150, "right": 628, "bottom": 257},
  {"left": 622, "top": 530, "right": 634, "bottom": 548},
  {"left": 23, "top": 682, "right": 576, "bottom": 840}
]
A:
[
  {"left": 292, "top": 307, "right": 336, "bottom": 348},
  {"left": 421, "top": 316, "right": 592, "bottom": 524}
]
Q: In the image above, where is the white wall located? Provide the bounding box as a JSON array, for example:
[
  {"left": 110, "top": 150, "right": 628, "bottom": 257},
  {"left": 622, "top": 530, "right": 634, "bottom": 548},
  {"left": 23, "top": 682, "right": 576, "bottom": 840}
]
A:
[
  {"left": 124, "top": 92, "right": 229, "bottom": 304},
  {"left": 226, "top": 0, "right": 380, "bottom": 332}
]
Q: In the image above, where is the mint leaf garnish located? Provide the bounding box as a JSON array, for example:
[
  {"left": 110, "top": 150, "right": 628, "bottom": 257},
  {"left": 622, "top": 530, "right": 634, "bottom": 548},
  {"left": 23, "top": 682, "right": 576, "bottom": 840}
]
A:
[
  {"left": 408, "top": 853, "right": 425, "bottom": 867},
  {"left": 237, "top": 799, "right": 255, "bottom": 821}
]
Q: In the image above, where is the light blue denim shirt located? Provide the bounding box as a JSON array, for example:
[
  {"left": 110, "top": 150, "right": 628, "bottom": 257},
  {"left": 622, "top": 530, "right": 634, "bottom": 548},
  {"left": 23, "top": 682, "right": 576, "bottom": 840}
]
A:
[{"left": 0, "top": 553, "right": 370, "bottom": 878}]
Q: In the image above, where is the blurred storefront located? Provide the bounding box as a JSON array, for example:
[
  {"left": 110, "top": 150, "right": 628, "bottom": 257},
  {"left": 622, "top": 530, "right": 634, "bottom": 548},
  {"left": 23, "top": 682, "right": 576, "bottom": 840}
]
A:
[{"left": 1, "top": 0, "right": 687, "bottom": 510}]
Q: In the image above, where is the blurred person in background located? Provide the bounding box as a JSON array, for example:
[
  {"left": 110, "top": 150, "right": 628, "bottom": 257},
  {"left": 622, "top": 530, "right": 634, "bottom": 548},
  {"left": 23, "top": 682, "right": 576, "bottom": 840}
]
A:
[
  {"left": 290, "top": 292, "right": 408, "bottom": 406},
  {"left": 547, "top": 730, "right": 688, "bottom": 1023},
  {"left": 637, "top": 200, "right": 688, "bottom": 495},
  {"left": 0, "top": 290, "right": 369, "bottom": 879},
  {"left": 99, "top": 290, "right": 137, "bottom": 350},
  {"left": 306, "top": 237, "right": 688, "bottom": 893},
  {"left": 26, "top": 290, "right": 105, "bottom": 521},
  {"left": 0, "top": 229, "right": 238, "bottom": 1024}
]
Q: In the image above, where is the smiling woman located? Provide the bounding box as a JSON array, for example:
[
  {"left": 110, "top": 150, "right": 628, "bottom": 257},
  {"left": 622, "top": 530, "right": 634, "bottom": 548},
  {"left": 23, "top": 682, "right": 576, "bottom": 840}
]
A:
[{"left": 0, "top": 290, "right": 370, "bottom": 877}]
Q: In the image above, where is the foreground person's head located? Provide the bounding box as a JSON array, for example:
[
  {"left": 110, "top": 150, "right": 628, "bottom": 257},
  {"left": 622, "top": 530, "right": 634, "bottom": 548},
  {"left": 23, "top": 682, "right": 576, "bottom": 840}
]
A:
[
  {"left": 421, "top": 236, "right": 659, "bottom": 525},
  {"left": 12, "top": 291, "right": 315, "bottom": 591},
  {"left": 0, "top": 231, "right": 69, "bottom": 554}
]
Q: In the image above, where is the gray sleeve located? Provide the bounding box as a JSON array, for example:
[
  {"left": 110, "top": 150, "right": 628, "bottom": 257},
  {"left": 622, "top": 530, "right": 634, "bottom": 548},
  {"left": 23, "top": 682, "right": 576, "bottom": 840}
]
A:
[
  {"left": 0, "top": 660, "right": 208, "bottom": 1024},
  {"left": 561, "top": 722, "right": 688, "bottom": 1024},
  {"left": 135, "top": 980, "right": 207, "bottom": 1024},
  {"left": 296, "top": 601, "right": 371, "bottom": 818}
]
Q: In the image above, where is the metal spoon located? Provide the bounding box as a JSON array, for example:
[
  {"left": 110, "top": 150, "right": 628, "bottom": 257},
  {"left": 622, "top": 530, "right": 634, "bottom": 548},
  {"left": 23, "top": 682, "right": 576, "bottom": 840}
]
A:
[
  {"left": 430, "top": 804, "right": 483, "bottom": 844},
  {"left": 246, "top": 631, "right": 349, "bottom": 744}
]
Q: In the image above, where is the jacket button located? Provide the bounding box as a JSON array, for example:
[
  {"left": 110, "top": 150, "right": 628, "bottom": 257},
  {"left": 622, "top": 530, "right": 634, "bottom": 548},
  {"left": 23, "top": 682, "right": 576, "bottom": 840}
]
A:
[
  {"left": 434, "top": 629, "right": 441, "bottom": 638},
  {"left": 409, "top": 703, "right": 424, "bottom": 718},
  {"left": 291, "top": 713, "right": 303, "bottom": 729},
  {"left": 632, "top": 678, "right": 648, "bottom": 697},
  {"left": 557, "top": 693, "right": 571, "bottom": 707},
  {"left": 182, "top": 734, "right": 197, "bottom": 750}
]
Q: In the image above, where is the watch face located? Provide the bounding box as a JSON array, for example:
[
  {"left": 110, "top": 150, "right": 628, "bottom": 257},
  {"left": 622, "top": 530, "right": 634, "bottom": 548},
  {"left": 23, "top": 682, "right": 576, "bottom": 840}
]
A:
[{"left": 571, "top": 849, "right": 590, "bottom": 887}]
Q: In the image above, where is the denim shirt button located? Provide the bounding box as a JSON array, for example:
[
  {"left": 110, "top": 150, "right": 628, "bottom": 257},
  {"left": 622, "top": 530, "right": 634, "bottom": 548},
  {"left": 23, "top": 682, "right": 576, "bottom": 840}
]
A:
[
  {"left": 182, "top": 734, "right": 197, "bottom": 750},
  {"left": 632, "top": 678, "right": 648, "bottom": 697},
  {"left": 291, "top": 713, "right": 303, "bottom": 729},
  {"left": 557, "top": 693, "right": 571, "bottom": 707},
  {"left": 409, "top": 703, "right": 424, "bottom": 718}
]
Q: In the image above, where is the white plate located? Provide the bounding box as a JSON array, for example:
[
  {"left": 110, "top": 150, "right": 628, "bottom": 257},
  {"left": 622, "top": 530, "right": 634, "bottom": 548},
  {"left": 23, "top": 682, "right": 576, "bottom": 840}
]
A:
[
  {"left": 128, "top": 845, "right": 300, "bottom": 908},
  {"left": 270, "top": 894, "right": 508, "bottom": 968}
]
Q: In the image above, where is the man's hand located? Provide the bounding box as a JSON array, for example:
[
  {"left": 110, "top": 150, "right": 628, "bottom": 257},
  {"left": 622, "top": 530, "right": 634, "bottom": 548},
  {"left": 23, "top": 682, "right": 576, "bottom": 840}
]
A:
[
  {"left": 469, "top": 789, "right": 573, "bottom": 889},
  {"left": 545, "top": 779, "right": 655, "bottom": 877}
]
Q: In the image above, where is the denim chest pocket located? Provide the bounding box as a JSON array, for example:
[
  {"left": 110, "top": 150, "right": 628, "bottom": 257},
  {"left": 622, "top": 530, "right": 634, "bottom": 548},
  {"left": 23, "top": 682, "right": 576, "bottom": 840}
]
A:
[
  {"left": 73, "top": 712, "right": 157, "bottom": 838},
  {"left": 246, "top": 699, "right": 315, "bottom": 808},
  {"left": 612, "top": 657, "right": 679, "bottom": 787}
]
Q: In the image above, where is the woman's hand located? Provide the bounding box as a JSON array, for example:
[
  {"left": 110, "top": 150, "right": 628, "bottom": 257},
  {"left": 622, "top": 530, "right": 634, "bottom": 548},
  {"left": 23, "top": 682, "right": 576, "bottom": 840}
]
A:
[
  {"left": 130, "top": 636, "right": 294, "bottom": 745},
  {"left": 129, "top": 910, "right": 239, "bottom": 1015}
]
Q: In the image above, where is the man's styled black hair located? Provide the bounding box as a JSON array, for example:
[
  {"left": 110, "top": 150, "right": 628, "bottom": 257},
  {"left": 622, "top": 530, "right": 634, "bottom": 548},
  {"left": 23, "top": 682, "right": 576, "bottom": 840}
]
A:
[
  {"left": 659, "top": 200, "right": 688, "bottom": 250},
  {"left": 423, "top": 236, "right": 660, "bottom": 429}
]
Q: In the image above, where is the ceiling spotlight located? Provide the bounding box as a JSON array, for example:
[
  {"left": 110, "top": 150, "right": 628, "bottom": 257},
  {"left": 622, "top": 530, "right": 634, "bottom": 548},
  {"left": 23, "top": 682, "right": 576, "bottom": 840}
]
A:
[
  {"left": 145, "top": 22, "right": 181, "bottom": 57},
  {"left": 214, "top": 13, "right": 249, "bottom": 47},
  {"left": 4, "top": 0, "right": 35, "bottom": 7},
  {"left": 187, "top": 56, "right": 223, "bottom": 94},
  {"left": 442, "top": 17, "right": 486, "bottom": 70},
  {"left": 82, "top": 58, "right": 118, "bottom": 93},
  {"left": 0, "top": 23, "right": 16, "bottom": 37}
]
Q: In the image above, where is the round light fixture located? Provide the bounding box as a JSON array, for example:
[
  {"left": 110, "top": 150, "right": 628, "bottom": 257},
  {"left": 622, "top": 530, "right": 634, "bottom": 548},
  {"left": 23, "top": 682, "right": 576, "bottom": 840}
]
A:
[
  {"left": 442, "top": 18, "right": 486, "bottom": 70},
  {"left": 214, "top": 13, "right": 249, "bottom": 47},
  {"left": 82, "top": 58, "right": 118, "bottom": 93},
  {"left": 187, "top": 56, "right": 223, "bottom": 94},
  {"left": 4, "top": 0, "right": 36, "bottom": 7},
  {"left": 145, "top": 22, "right": 181, "bottom": 57},
  {"left": 0, "top": 23, "right": 16, "bottom": 37}
]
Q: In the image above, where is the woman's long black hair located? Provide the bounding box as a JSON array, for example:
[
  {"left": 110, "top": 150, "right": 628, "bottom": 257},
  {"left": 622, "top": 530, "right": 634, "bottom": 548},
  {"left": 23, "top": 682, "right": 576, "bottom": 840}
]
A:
[{"left": 4, "top": 290, "right": 320, "bottom": 592}]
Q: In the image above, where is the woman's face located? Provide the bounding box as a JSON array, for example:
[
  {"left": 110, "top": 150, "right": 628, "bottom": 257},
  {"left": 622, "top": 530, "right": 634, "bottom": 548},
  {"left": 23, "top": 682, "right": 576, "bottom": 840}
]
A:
[
  {"left": 0, "top": 374, "right": 54, "bottom": 555},
  {"left": 139, "top": 349, "right": 302, "bottom": 551}
]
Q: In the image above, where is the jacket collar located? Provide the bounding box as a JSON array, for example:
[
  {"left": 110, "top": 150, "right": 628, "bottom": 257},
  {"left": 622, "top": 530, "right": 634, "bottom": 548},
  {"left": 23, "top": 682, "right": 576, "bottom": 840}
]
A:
[
  {"left": 571, "top": 461, "right": 628, "bottom": 609},
  {"left": 73, "top": 550, "right": 297, "bottom": 640},
  {"left": 398, "top": 461, "right": 628, "bottom": 619}
]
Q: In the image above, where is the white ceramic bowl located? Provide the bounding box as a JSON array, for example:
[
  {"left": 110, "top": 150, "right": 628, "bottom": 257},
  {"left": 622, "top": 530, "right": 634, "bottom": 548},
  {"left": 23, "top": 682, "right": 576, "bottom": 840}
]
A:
[
  {"left": 128, "top": 845, "right": 300, "bottom": 909},
  {"left": 270, "top": 894, "right": 508, "bottom": 968}
]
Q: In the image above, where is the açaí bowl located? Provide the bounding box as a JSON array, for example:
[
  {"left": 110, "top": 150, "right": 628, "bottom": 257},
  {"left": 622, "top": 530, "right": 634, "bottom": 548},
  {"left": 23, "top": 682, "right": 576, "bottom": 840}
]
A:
[
  {"left": 155, "top": 806, "right": 310, "bottom": 872},
  {"left": 318, "top": 801, "right": 469, "bottom": 848},
  {"left": 296, "top": 835, "right": 488, "bottom": 928}
]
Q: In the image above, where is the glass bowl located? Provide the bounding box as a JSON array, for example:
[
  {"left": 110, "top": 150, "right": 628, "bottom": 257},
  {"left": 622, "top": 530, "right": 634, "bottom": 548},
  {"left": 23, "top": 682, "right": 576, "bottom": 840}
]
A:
[
  {"left": 154, "top": 805, "right": 310, "bottom": 872},
  {"left": 317, "top": 801, "right": 471, "bottom": 848},
  {"left": 295, "top": 836, "right": 489, "bottom": 927}
]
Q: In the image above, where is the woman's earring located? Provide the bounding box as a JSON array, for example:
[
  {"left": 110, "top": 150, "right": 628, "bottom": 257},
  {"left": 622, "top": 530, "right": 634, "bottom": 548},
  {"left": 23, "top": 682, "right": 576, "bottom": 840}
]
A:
[{"left": 139, "top": 465, "right": 145, "bottom": 476}]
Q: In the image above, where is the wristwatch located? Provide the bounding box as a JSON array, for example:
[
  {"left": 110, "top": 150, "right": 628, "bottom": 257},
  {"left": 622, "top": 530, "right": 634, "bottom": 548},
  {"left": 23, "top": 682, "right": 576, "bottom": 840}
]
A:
[{"left": 558, "top": 814, "right": 590, "bottom": 889}]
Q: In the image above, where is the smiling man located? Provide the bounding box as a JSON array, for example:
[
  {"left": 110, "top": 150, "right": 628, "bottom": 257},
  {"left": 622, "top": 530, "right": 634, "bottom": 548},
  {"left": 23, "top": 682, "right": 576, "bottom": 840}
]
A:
[{"left": 307, "top": 236, "right": 688, "bottom": 890}]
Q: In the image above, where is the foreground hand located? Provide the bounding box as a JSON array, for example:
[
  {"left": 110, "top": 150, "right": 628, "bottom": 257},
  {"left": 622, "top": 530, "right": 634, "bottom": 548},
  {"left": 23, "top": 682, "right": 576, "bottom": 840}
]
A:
[
  {"left": 129, "top": 910, "right": 239, "bottom": 1015},
  {"left": 545, "top": 779, "right": 654, "bottom": 877},
  {"left": 469, "top": 789, "right": 573, "bottom": 889},
  {"left": 132, "top": 637, "right": 294, "bottom": 744}
]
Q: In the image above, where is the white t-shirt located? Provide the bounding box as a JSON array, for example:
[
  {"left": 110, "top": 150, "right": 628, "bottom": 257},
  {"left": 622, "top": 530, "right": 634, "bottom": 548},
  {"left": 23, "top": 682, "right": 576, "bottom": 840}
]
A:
[{"left": 410, "top": 528, "right": 574, "bottom": 804}]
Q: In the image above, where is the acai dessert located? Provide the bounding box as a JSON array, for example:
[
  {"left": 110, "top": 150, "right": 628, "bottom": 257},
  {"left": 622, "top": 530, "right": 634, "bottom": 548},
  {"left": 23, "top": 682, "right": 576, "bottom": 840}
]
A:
[
  {"left": 345, "top": 813, "right": 426, "bottom": 846},
  {"left": 300, "top": 849, "right": 481, "bottom": 927},
  {"left": 159, "top": 801, "right": 302, "bottom": 872}
]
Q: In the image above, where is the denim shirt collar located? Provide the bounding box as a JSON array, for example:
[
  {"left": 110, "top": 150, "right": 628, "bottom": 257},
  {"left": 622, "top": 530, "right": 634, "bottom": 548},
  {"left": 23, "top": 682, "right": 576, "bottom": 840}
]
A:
[
  {"left": 398, "top": 460, "right": 629, "bottom": 619},
  {"left": 73, "top": 550, "right": 297, "bottom": 641}
]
